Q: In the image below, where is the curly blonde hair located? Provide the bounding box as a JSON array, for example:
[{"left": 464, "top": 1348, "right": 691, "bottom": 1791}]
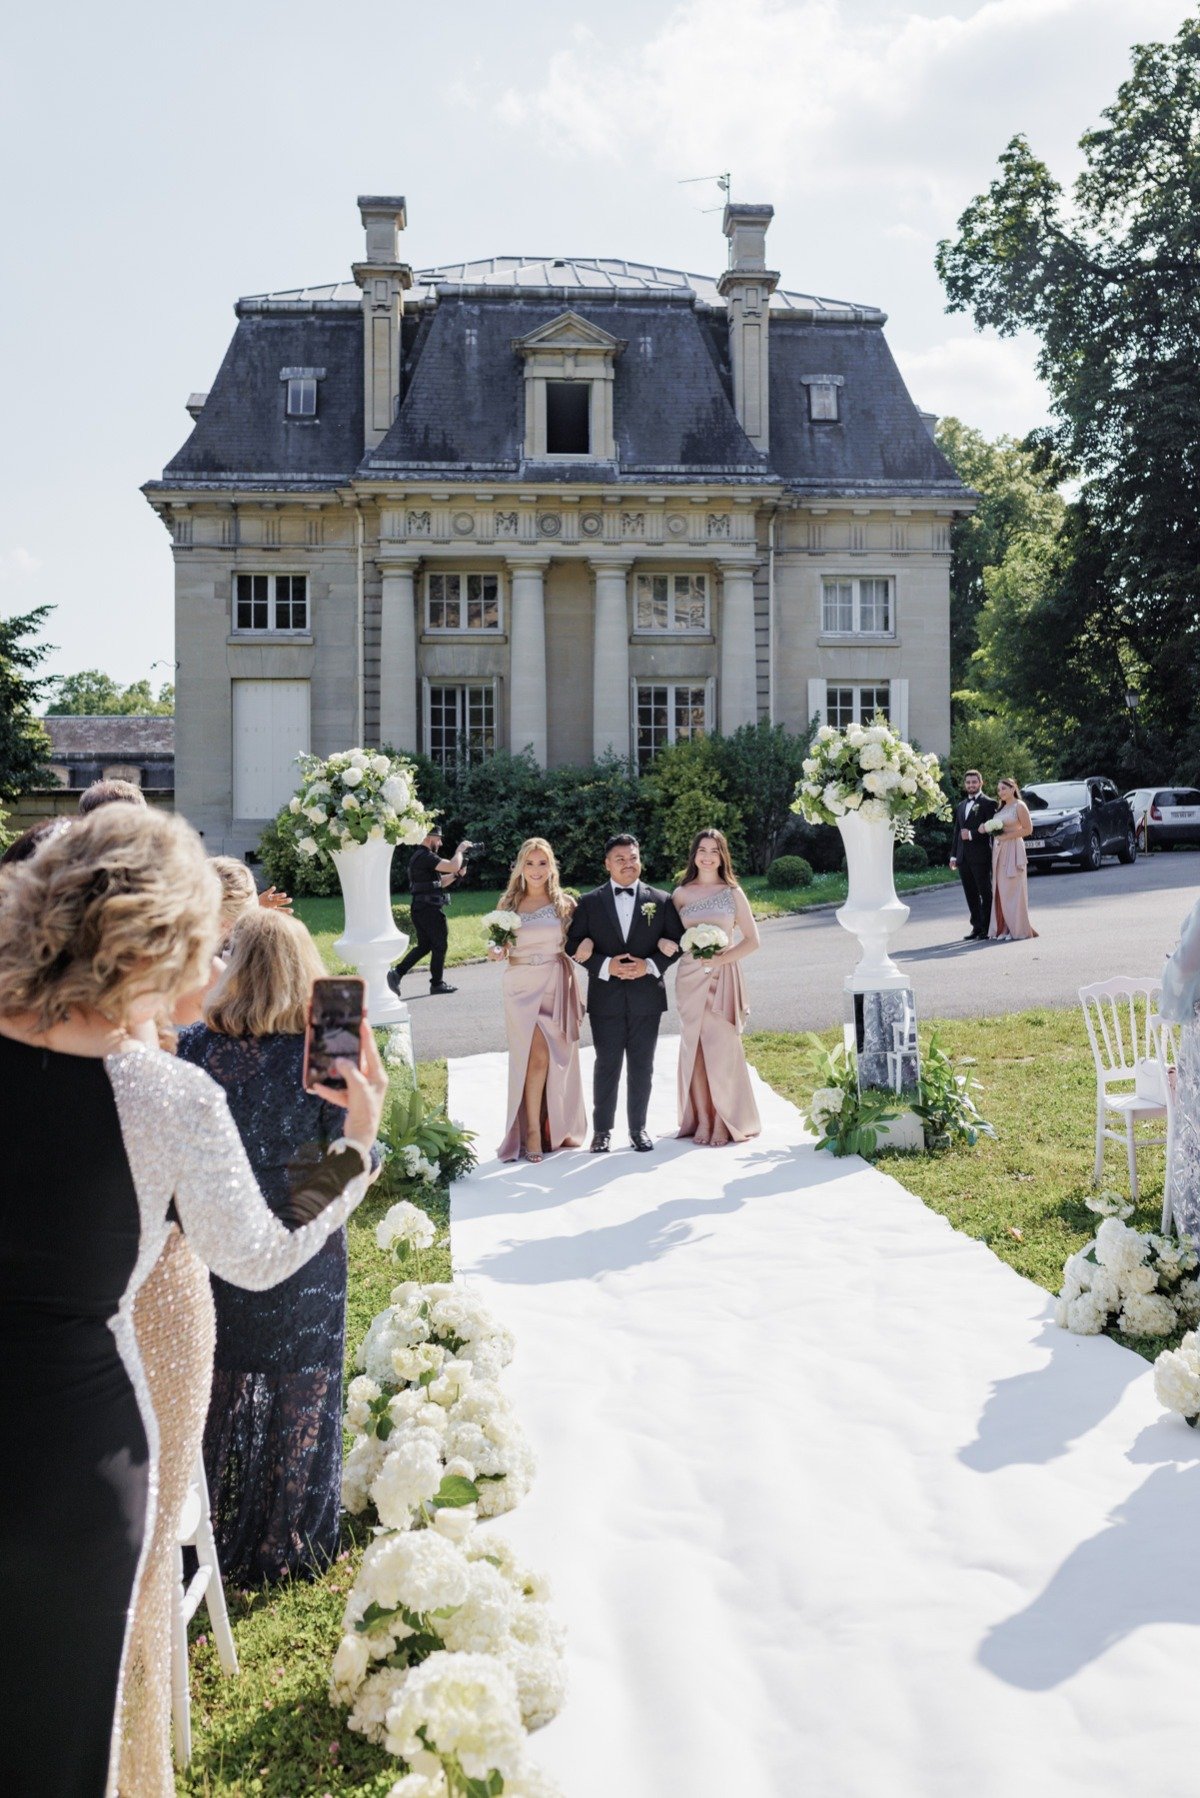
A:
[
  {"left": 0, "top": 808, "right": 220, "bottom": 1032},
  {"left": 498, "top": 837, "right": 573, "bottom": 920},
  {"left": 205, "top": 910, "right": 326, "bottom": 1038}
]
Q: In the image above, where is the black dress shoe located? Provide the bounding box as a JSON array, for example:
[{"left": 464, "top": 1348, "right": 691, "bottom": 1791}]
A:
[
  {"left": 429, "top": 981, "right": 457, "bottom": 995},
  {"left": 962, "top": 932, "right": 978, "bottom": 941},
  {"left": 630, "top": 1129, "right": 654, "bottom": 1152},
  {"left": 387, "top": 967, "right": 403, "bottom": 994},
  {"left": 590, "top": 1131, "right": 611, "bottom": 1153}
]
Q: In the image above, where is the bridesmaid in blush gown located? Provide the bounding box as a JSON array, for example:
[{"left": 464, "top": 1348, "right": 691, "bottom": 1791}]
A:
[
  {"left": 988, "top": 778, "right": 1039, "bottom": 941},
  {"left": 667, "top": 828, "right": 762, "bottom": 1146},
  {"left": 492, "top": 838, "right": 588, "bottom": 1162}
]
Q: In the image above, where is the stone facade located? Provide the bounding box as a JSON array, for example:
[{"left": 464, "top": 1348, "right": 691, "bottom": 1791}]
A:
[{"left": 145, "top": 196, "right": 970, "bottom": 855}]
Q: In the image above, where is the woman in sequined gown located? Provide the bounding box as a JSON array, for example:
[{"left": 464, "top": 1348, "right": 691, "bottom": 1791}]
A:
[
  {"left": 1160, "top": 894, "right": 1200, "bottom": 1244},
  {"left": 667, "top": 829, "right": 762, "bottom": 1146},
  {"left": 490, "top": 838, "right": 587, "bottom": 1162},
  {"left": 178, "top": 909, "right": 379, "bottom": 1587},
  {"left": 0, "top": 809, "right": 384, "bottom": 1798}
]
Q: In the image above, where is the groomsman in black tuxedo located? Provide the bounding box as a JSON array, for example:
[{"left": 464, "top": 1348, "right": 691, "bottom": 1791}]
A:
[
  {"left": 565, "top": 833, "right": 684, "bottom": 1152},
  {"left": 950, "top": 769, "right": 998, "bottom": 940}
]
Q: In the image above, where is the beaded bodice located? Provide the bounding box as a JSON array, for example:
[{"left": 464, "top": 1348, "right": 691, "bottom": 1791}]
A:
[
  {"left": 678, "top": 886, "right": 737, "bottom": 924},
  {"left": 508, "top": 903, "right": 568, "bottom": 967}
]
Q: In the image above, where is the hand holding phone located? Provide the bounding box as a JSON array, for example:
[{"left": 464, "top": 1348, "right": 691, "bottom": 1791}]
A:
[{"left": 304, "top": 978, "right": 366, "bottom": 1092}]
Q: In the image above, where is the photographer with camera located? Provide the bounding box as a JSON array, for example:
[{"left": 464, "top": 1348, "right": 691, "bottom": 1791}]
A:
[{"left": 387, "top": 826, "right": 473, "bottom": 998}]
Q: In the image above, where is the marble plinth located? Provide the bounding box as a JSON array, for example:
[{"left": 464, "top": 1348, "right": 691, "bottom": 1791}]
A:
[{"left": 846, "top": 981, "right": 924, "bottom": 1151}]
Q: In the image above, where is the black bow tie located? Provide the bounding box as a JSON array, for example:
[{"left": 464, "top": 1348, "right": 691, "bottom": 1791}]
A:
[{"left": 614, "top": 886, "right": 635, "bottom": 897}]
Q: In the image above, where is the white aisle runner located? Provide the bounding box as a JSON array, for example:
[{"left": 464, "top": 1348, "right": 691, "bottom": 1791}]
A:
[{"left": 449, "top": 1040, "right": 1200, "bottom": 1798}]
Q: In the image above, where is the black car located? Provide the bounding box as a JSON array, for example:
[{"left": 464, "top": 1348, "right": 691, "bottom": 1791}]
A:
[{"left": 1023, "top": 777, "right": 1138, "bottom": 871}]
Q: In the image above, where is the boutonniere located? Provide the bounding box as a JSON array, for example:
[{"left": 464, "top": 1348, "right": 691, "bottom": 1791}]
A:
[{"left": 641, "top": 901, "right": 657, "bottom": 922}]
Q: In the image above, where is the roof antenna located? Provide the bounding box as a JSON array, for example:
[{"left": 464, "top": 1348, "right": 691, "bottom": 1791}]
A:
[{"left": 678, "top": 171, "right": 730, "bottom": 214}]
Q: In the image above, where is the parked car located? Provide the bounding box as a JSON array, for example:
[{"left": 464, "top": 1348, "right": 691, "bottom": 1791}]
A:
[
  {"left": 1123, "top": 786, "right": 1200, "bottom": 851},
  {"left": 1023, "top": 777, "right": 1138, "bottom": 871}
]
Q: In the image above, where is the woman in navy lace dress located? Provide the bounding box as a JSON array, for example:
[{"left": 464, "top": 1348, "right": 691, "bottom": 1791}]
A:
[{"left": 178, "top": 911, "right": 380, "bottom": 1585}]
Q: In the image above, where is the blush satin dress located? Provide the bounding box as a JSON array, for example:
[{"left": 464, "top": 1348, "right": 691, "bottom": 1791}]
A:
[
  {"left": 673, "top": 886, "right": 761, "bottom": 1146},
  {"left": 497, "top": 904, "right": 588, "bottom": 1161}
]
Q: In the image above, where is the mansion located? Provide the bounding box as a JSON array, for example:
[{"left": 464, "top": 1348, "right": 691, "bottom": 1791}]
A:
[{"left": 144, "top": 195, "right": 970, "bottom": 855}]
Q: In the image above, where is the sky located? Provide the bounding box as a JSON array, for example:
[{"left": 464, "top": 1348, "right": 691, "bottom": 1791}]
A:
[{"left": 1, "top": 0, "right": 1192, "bottom": 686}]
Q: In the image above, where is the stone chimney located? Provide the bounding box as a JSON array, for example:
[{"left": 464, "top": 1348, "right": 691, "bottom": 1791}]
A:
[
  {"left": 353, "top": 196, "right": 413, "bottom": 450},
  {"left": 717, "top": 202, "right": 778, "bottom": 452}
]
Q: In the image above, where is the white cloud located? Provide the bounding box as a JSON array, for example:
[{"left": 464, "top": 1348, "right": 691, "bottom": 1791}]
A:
[
  {"left": 0, "top": 546, "right": 41, "bottom": 580},
  {"left": 892, "top": 331, "right": 1053, "bottom": 439}
]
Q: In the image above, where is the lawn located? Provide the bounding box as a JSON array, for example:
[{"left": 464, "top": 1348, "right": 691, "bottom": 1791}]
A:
[
  {"left": 294, "top": 865, "right": 957, "bottom": 972},
  {"left": 192, "top": 1005, "right": 1150, "bottom": 1793},
  {"left": 745, "top": 1007, "right": 1172, "bottom": 1360}
]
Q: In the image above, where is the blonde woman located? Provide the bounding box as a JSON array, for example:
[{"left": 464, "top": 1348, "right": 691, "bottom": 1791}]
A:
[
  {"left": 988, "top": 777, "right": 1038, "bottom": 941},
  {"left": 177, "top": 910, "right": 380, "bottom": 1585},
  {"left": 489, "top": 838, "right": 587, "bottom": 1162},
  {"left": 667, "top": 829, "right": 762, "bottom": 1144},
  {"left": 0, "top": 807, "right": 383, "bottom": 1798}
]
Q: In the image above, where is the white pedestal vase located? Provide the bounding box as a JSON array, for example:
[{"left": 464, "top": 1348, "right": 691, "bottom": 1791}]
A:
[
  {"left": 332, "top": 839, "right": 411, "bottom": 1038},
  {"left": 836, "top": 814, "right": 911, "bottom": 992},
  {"left": 837, "top": 814, "right": 924, "bottom": 1150}
]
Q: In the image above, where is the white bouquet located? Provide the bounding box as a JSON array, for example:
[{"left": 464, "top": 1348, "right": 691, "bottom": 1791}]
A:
[
  {"left": 680, "top": 924, "right": 728, "bottom": 961},
  {"left": 980, "top": 815, "right": 1005, "bottom": 836},
  {"left": 1054, "top": 1218, "right": 1200, "bottom": 1338},
  {"left": 1153, "top": 1331, "right": 1200, "bottom": 1425},
  {"left": 483, "top": 909, "right": 522, "bottom": 950},
  {"left": 287, "top": 748, "right": 434, "bottom": 861},
  {"left": 792, "top": 719, "right": 949, "bottom": 839}
]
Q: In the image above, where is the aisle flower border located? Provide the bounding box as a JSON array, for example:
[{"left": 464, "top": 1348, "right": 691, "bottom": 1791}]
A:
[
  {"left": 330, "top": 1198, "right": 566, "bottom": 1798},
  {"left": 1055, "top": 1201, "right": 1200, "bottom": 1340}
]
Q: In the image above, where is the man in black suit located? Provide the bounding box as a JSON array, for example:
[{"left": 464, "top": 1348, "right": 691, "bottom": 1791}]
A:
[
  {"left": 950, "top": 770, "right": 998, "bottom": 940},
  {"left": 565, "top": 833, "right": 684, "bottom": 1152}
]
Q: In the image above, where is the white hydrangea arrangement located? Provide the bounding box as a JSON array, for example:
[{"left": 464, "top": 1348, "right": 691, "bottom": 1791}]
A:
[
  {"left": 1054, "top": 1216, "right": 1200, "bottom": 1338},
  {"left": 792, "top": 719, "right": 949, "bottom": 840},
  {"left": 287, "top": 747, "right": 434, "bottom": 861},
  {"left": 332, "top": 1228, "right": 565, "bottom": 1794},
  {"left": 680, "top": 924, "right": 728, "bottom": 961},
  {"left": 1153, "top": 1332, "right": 1200, "bottom": 1426}
]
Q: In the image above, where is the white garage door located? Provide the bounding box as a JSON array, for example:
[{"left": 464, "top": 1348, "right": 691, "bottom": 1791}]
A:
[{"left": 232, "top": 679, "right": 310, "bottom": 819}]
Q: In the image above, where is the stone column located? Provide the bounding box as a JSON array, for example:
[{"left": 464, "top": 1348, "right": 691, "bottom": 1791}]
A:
[
  {"left": 719, "top": 561, "right": 758, "bottom": 732},
  {"left": 589, "top": 558, "right": 632, "bottom": 759},
  {"left": 507, "top": 557, "right": 549, "bottom": 765},
  {"left": 378, "top": 559, "right": 419, "bottom": 752}
]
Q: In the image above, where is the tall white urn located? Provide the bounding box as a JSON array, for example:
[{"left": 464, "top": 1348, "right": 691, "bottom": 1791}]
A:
[
  {"left": 836, "top": 814, "right": 911, "bottom": 992},
  {"left": 332, "top": 839, "right": 410, "bottom": 1029}
]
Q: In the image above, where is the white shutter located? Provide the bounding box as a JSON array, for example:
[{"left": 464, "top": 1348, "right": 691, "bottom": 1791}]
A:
[
  {"left": 629, "top": 676, "right": 639, "bottom": 762},
  {"left": 704, "top": 675, "right": 717, "bottom": 733},
  {"left": 807, "top": 678, "right": 826, "bottom": 728},
  {"left": 421, "top": 676, "right": 432, "bottom": 758},
  {"left": 891, "top": 677, "right": 910, "bottom": 741},
  {"left": 232, "top": 679, "right": 310, "bottom": 819}
]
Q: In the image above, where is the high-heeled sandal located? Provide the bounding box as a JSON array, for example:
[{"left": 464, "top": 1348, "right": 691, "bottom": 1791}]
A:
[{"left": 524, "top": 1128, "right": 544, "bottom": 1163}]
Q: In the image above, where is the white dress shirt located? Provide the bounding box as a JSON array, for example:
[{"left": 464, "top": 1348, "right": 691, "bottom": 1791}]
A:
[{"left": 598, "top": 880, "right": 662, "bottom": 982}]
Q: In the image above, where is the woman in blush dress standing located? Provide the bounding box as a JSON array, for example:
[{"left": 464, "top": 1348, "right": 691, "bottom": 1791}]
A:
[
  {"left": 987, "top": 777, "right": 1039, "bottom": 942},
  {"left": 666, "top": 828, "right": 762, "bottom": 1145},
  {"left": 490, "top": 838, "right": 587, "bottom": 1162}
]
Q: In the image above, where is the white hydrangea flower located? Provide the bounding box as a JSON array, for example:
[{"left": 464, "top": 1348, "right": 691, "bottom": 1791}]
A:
[
  {"left": 371, "top": 753, "right": 392, "bottom": 775},
  {"left": 842, "top": 789, "right": 863, "bottom": 809},
  {"left": 342, "top": 792, "right": 361, "bottom": 810},
  {"left": 345, "top": 1374, "right": 383, "bottom": 1433},
  {"left": 341, "top": 765, "right": 364, "bottom": 786},
  {"left": 858, "top": 743, "right": 888, "bottom": 771},
  {"left": 502, "top": 1635, "right": 568, "bottom": 1731},
  {"left": 370, "top": 1436, "right": 446, "bottom": 1530},
  {"left": 821, "top": 782, "right": 847, "bottom": 816},
  {"left": 431, "top": 1502, "right": 477, "bottom": 1543},
  {"left": 341, "top": 1432, "right": 388, "bottom": 1514},
  {"left": 386, "top": 1774, "right": 448, "bottom": 1798},
  {"left": 382, "top": 772, "right": 412, "bottom": 808},
  {"left": 346, "top": 1665, "right": 407, "bottom": 1743},
  {"left": 859, "top": 798, "right": 890, "bottom": 822},
  {"left": 1088, "top": 1268, "right": 1121, "bottom": 1314},
  {"left": 376, "top": 1200, "right": 436, "bottom": 1254},
  {"left": 349, "top": 1528, "right": 470, "bottom": 1624},
  {"left": 393, "top": 1341, "right": 446, "bottom": 1384},
  {"left": 1065, "top": 1293, "right": 1108, "bottom": 1335},
  {"left": 1094, "top": 1217, "right": 1149, "bottom": 1278},
  {"left": 329, "top": 1630, "right": 371, "bottom": 1704},
  {"left": 1120, "top": 1263, "right": 1158, "bottom": 1298},
  {"left": 1086, "top": 1191, "right": 1135, "bottom": 1220},
  {"left": 382, "top": 1651, "right": 527, "bottom": 1780},
  {"left": 437, "top": 1558, "right": 518, "bottom": 1655},
  {"left": 1118, "top": 1292, "right": 1178, "bottom": 1336}
]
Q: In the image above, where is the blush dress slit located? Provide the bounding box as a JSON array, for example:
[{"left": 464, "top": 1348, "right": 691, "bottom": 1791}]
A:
[
  {"left": 498, "top": 904, "right": 588, "bottom": 1161},
  {"left": 674, "top": 887, "right": 761, "bottom": 1146}
]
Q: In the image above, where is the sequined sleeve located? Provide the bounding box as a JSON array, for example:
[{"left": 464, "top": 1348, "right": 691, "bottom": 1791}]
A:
[
  {"left": 106, "top": 1049, "right": 370, "bottom": 1292},
  {"left": 1162, "top": 896, "right": 1200, "bottom": 1024}
]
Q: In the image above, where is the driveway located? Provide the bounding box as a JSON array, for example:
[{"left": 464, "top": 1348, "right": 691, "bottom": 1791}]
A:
[{"left": 401, "top": 852, "right": 1200, "bottom": 1062}]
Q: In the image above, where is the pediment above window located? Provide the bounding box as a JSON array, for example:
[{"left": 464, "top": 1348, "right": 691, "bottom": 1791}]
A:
[{"left": 512, "top": 311, "right": 626, "bottom": 363}]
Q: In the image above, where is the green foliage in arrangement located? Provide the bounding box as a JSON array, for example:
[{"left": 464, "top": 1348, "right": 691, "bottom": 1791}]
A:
[
  {"left": 911, "top": 1032, "right": 996, "bottom": 1150},
  {"left": 799, "top": 1036, "right": 902, "bottom": 1159},
  {"left": 258, "top": 807, "right": 341, "bottom": 896},
  {"left": 764, "top": 854, "right": 814, "bottom": 889},
  {"left": 379, "top": 1073, "right": 478, "bottom": 1187}
]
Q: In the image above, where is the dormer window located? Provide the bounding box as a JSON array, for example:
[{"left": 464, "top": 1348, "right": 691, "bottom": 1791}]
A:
[
  {"left": 281, "top": 366, "right": 325, "bottom": 420},
  {"left": 802, "top": 374, "right": 843, "bottom": 422},
  {"left": 513, "top": 312, "right": 624, "bottom": 462},
  {"left": 546, "top": 382, "right": 590, "bottom": 454}
]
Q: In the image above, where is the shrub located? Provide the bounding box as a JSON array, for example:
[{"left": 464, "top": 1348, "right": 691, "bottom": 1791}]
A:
[
  {"left": 766, "top": 854, "right": 814, "bottom": 889},
  {"left": 712, "top": 722, "right": 810, "bottom": 872},
  {"left": 772, "top": 812, "right": 844, "bottom": 873},
  {"left": 894, "top": 841, "right": 929, "bottom": 872}
]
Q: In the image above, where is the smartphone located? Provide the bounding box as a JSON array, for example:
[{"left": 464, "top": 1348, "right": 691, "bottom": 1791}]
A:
[{"left": 303, "top": 977, "right": 365, "bottom": 1093}]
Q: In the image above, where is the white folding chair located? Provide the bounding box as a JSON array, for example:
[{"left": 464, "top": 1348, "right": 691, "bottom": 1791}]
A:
[
  {"left": 172, "top": 1452, "right": 239, "bottom": 1766},
  {"left": 1079, "top": 977, "right": 1168, "bottom": 1205},
  {"left": 1159, "top": 1018, "right": 1180, "bottom": 1234}
]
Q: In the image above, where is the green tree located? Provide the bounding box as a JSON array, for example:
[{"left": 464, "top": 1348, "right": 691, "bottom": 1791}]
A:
[
  {"left": 936, "top": 12, "right": 1200, "bottom": 767},
  {"left": 934, "top": 419, "right": 1065, "bottom": 688},
  {"left": 712, "top": 722, "right": 811, "bottom": 874},
  {"left": 0, "top": 606, "right": 54, "bottom": 800},
  {"left": 48, "top": 668, "right": 175, "bottom": 714}
]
